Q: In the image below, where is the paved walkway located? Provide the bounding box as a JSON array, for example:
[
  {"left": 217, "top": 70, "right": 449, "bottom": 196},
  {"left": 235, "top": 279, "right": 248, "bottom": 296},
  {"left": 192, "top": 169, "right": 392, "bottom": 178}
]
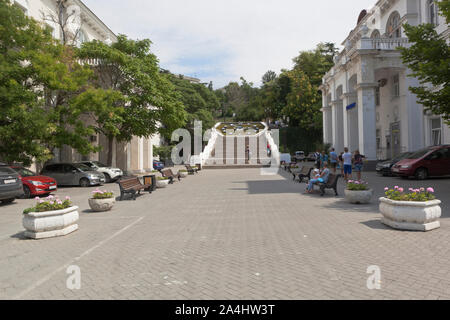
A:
[{"left": 0, "top": 169, "right": 450, "bottom": 300}]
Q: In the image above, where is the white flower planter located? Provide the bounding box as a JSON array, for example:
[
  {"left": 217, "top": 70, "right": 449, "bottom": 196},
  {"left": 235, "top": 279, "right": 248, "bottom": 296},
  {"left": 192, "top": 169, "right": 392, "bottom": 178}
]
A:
[
  {"left": 156, "top": 179, "right": 170, "bottom": 188},
  {"left": 22, "top": 206, "right": 79, "bottom": 239},
  {"left": 88, "top": 198, "right": 115, "bottom": 212},
  {"left": 345, "top": 189, "right": 373, "bottom": 204},
  {"left": 379, "top": 197, "right": 442, "bottom": 232},
  {"left": 179, "top": 171, "right": 188, "bottom": 178}
]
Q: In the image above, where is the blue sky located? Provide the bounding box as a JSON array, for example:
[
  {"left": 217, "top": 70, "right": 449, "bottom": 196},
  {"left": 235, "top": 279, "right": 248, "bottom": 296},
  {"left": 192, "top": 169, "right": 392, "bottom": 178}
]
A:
[{"left": 83, "top": 0, "right": 376, "bottom": 88}]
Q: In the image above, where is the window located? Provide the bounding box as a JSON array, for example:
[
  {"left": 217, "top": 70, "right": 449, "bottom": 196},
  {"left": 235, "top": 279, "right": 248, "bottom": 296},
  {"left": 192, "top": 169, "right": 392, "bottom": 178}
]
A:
[
  {"left": 386, "top": 12, "right": 402, "bottom": 38},
  {"left": 371, "top": 30, "right": 381, "bottom": 39},
  {"left": 77, "top": 30, "right": 88, "bottom": 46},
  {"left": 376, "top": 129, "right": 381, "bottom": 150},
  {"left": 392, "top": 74, "right": 400, "bottom": 97},
  {"left": 428, "top": 0, "right": 438, "bottom": 25},
  {"left": 431, "top": 118, "right": 442, "bottom": 146},
  {"left": 375, "top": 86, "right": 380, "bottom": 106}
]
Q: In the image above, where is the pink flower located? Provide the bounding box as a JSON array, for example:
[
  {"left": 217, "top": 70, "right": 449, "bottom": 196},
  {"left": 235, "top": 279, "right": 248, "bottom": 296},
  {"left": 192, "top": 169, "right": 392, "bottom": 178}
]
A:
[
  {"left": 384, "top": 187, "right": 389, "bottom": 191},
  {"left": 35, "top": 197, "right": 40, "bottom": 200},
  {"left": 409, "top": 188, "right": 414, "bottom": 192},
  {"left": 394, "top": 186, "right": 399, "bottom": 189},
  {"left": 427, "top": 187, "right": 435, "bottom": 193},
  {"left": 49, "top": 201, "right": 54, "bottom": 205},
  {"left": 65, "top": 196, "right": 70, "bottom": 200},
  {"left": 398, "top": 188, "right": 404, "bottom": 193},
  {"left": 57, "top": 200, "right": 63, "bottom": 205}
]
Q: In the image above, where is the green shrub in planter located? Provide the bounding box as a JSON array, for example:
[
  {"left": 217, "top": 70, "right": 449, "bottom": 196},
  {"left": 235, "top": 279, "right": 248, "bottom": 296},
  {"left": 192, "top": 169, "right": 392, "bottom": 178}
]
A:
[
  {"left": 347, "top": 180, "right": 370, "bottom": 191},
  {"left": 384, "top": 186, "right": 436, "bottom": 202},
  {"left": 91, "top": 188, "right": 114, "bottom": 199},
  {"left": 157, "top": 177, "right": 169, "bottom": 180},
  {"left": 23, "top": 195, "right": 72, "bottom": 214}
]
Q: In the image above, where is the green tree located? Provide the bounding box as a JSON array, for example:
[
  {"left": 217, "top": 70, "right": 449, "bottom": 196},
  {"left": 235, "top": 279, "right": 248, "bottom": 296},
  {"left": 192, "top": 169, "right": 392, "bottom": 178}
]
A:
[
  {"left": 0, "top": 0, "right": 96, "bottom": 165},
  {"left": 76, "top": 36, "right": 187, "bottom": 165},
  {"left": 262, "top": 70, "right": 277, "bottom": 84},
  {"left": 399, "top": 1, "right": 450, "bottom": 123}
]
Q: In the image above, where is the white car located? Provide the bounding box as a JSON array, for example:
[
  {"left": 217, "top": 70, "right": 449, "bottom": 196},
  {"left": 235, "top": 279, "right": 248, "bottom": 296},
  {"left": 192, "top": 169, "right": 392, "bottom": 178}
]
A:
[{"left": 80, "top": 161, "right": 123, "bottom": 183}]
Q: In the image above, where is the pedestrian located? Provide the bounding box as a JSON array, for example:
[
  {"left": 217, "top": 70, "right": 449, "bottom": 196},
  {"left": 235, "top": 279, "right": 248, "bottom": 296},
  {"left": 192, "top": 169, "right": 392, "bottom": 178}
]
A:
[
  {"left": 305, "top": 163, "right": 330, "bottom": 194},
  {"left": 267, "top": 142, "right": 271, "bottom": 157},
  {"left": 321, "top": 151, "right": 329, "bottom": 168},
  {"left": 342, "top": 147, "right": 353, "bottom": 181},
  {"left": 353, "top": 150, "right": 365, "bottom": 181},
  {"left": 338, "top": 152, "right": 344, "bottom": 176},
  {"left": 330, "top": 148, "right": 338, "bottom": 174},
  {"left": 314, "top": 150, "right": 321, "bottom": 168}
]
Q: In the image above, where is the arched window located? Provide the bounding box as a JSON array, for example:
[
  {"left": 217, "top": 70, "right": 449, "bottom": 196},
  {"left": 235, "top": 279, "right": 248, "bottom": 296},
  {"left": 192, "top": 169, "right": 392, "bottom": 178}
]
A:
[
  {"left": 371, "top": 30, "right": 381, "bottom": 39},
  {"left": 77, "top": 30, "right": 88, "bottom": 46},
  {"left": 428, "top": 0, "right": 438, "bottom": 25},
  {"left": 386, "top": 11, "right": 401, "bottom": 38}
]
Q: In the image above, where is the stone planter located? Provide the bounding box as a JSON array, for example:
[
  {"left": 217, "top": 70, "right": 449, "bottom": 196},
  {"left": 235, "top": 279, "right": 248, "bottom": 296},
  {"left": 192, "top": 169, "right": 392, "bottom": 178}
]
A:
[
  {"left": 88, "top": 197, "right": 115, "bottom": 212},
  {"left": 156, "top": 179, "right": 170, "bottom": 188},
  {"left": 345, "top": 189, "right": 373, "bottom": 204},
  {"left": 22, "top": 206, "right": 79, "bottom": 239},
  {"left": 179, "top": 171, "right": 188, "bottom": 178},
  {"left": 379, "top": 197, "right": 442, "bottom": 232}
]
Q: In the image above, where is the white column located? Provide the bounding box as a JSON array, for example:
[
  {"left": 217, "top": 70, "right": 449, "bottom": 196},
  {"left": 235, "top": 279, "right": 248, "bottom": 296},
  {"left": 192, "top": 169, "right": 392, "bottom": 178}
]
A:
[
  {"left": 357, "top": 86, "right": 377, "bottom": 160},
  {"left": 139, "top": 137, "right": 144, "bottom": 172},
  {"left": 342, "top": 97, "right": 349, "bottom": 149},
  {"left": 126, "top": 142, "right": 131, "bottom": 172},
  {"left": 405, "top": 73, "right": 424, "bottom": 151},
  {"left": 148, "top": 139, "right": 153, "bottom": 170}
]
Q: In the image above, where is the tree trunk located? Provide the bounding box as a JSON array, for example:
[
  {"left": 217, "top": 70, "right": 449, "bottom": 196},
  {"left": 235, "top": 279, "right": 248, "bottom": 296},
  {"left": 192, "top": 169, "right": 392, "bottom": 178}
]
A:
[{"left": 107, "top": 136, "right": 114, "bottom": 167}]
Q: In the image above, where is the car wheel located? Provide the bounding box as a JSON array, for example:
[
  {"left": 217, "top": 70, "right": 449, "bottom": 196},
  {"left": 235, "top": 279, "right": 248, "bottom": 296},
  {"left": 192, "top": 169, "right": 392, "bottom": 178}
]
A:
[
  {"left": 415, "top": 168, "right": 428, "bottom": 180},
  {"left": 22, "top": 185, "right": 31, "bottom": 199},
  {"left": 104, "top": 173, "right": 111, "bottom": 183},
  {"left": 1, "top": 198, "right": 15, "bottom": 204},
  {"left": 79, "top": 178, "right": 90, "bottom": 188}
]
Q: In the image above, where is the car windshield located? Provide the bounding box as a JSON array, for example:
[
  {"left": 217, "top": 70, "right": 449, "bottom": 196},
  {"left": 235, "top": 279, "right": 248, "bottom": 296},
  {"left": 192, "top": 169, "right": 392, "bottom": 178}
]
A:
[
  {"left": 407, "top": 148, "right": 432, "bottom": 159},
  {"left": 73, "top": 164, "right": 93, "bottom": 172},
  {"left": 14, "top": 168, "right": 37, "bottom": 177},
  {"left": 392, "top": 152, "right": 412, "bottom": 162},
  {"left": 0, "top": 166, "right": 16, "bottom": 174},
  {"left": 92, "top": 161, "right": 107, "bottom": 167}
]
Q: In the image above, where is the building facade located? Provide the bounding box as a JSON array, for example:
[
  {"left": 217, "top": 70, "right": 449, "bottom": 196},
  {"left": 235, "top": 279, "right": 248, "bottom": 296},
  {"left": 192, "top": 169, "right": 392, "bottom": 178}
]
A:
[
  {"left": 14, "top": 0, "right": 160, "bottom": 173},
  {"left": 320, "top": 0, "right": 449, "bottom": 161}
]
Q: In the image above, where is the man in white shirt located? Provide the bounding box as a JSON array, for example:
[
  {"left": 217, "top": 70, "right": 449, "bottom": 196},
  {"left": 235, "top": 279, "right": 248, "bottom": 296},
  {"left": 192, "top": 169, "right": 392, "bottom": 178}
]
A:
[{"left": 342, "top": 147, "right": 353, "bottom": 181}]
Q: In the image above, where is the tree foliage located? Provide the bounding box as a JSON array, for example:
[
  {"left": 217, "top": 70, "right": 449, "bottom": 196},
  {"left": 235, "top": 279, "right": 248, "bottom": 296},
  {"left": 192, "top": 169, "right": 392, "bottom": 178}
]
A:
[
  {"left": 399, "top": 1, "right": 450, "bottom": 124},
  {"left": 0, "top": 1, "right": 96, "bottom": 165}
]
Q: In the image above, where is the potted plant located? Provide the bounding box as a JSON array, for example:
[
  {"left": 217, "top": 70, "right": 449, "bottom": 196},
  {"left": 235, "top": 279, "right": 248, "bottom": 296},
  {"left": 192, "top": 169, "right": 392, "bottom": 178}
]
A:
[
  {"left": 88, "top": 188, "right": 115, "bottom": 212},
  {"left": 345, "top": 180, "right": 373, "bottom": 204},
  {"left": 379, "top": 186, "right": 441, "bottom": 231},
  {"left": 178, "top": 169, "right": 188, "bottom": 178},
  {"left": 156, "top": 177, "right": 170, "bottom": 188},
  {"left": 22, "top": 195, "right": 79, "bottom": 239}
]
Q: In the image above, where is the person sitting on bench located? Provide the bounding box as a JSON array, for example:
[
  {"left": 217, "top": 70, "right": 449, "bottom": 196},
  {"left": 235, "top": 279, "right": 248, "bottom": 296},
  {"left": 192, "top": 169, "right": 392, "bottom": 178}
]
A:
[{"left": 305, "top": 163, "right": 330, "bottom": 194}]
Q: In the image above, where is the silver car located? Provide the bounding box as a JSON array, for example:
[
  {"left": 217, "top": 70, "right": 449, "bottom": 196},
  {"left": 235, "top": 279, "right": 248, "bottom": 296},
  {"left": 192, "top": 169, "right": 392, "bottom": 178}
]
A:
[
  {"left": 0, "top": 164, "right": 24, "bottom": 203},
  {"left": 41, "top": 163, "right": 105, "bottom": 187}
]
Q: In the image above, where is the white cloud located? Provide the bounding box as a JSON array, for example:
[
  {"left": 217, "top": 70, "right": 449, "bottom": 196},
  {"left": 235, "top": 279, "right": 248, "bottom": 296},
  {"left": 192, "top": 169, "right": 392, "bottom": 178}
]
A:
[{"left": 83, "top": 0, "right": 376, "bottom": 88}]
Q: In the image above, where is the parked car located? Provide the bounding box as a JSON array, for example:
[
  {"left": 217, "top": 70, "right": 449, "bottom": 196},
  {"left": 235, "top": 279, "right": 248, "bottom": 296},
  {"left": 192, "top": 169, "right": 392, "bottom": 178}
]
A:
[
  {"left": 153, "top": 160, "right": 165, "bottom": 171},
  {"left": 294, "top": 151, "right": 306, "bottom": 162},
  {"left": 306, "top": 152, "right": 316, "bottom": 162},
  {"left": 375, "top": 152, "right": 413, "bottom": 176},
  {"left": 79, "top": 161, "right": 123, "bottom": 183},
  {"left": 0, "top": 163, "right": 24, "bottom": 203},
  {"left": 392, "top": 145, "right": 450, "bottom": 180},
  {"left": 41, "top": 163, "right": 105, "bottom": 187},
  {"left": 10, "top": 166, "right": 57, "bottom": 198}
]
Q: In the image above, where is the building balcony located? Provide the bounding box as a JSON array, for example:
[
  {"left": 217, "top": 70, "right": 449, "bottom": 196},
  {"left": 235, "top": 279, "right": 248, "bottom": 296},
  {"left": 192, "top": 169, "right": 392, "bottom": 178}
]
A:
[{"left": 359, "top": 37, "right": 411, "bottom": 50}]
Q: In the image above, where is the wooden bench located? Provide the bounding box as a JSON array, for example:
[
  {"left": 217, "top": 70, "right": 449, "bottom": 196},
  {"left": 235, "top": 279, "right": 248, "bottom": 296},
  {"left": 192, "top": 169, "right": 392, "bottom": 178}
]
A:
[
  {"left": 185, "top": 164, "right": 198, "bottom": 175},
  {"left": 318, "top": 174, "right": 340, "bottom": 197},
  {"left": 293, "top": 166, "right": 313, "bottom": 183},
  {"left": 117, "top": 177, "right": 151, "bottom": 201},
  {"left": 161, "top": 169, "right": 181, "bottom": 183}
]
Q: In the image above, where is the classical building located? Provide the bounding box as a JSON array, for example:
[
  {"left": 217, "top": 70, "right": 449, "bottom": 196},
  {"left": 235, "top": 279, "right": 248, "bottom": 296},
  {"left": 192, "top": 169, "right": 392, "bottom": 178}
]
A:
[
  {"left": 13, "top": 0, "right": 160, "bottom": 173},
  {"left": 320, "top": 0, "right": 449, "bottom": 161}
]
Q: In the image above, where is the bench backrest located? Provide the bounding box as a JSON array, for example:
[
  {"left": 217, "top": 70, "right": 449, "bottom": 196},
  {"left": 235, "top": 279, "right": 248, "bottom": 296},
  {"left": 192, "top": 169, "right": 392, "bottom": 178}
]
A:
[
  {"left": 326, "top": 174, "right": 338, "bottom": 187},
  {"left": 119, "top": 177, "right": 141, "bottom": 189},
  {"left": 185, "top": 164, "right": 194, "bottom": 170},
  {"left": 301, "top": 166, "right": 312, "bottom": 174},
  {"left": 161, "top": 169, "right": 174, "bottom": 177}
]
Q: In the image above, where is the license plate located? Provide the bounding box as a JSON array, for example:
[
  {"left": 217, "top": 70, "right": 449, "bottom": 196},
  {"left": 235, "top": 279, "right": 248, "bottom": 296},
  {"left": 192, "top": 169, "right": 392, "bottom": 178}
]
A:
[
  {"left": 393, "top": 168, "right": 399, "bottom": 172},
  {"left": 4, "top": 179, "right": 16, "bottom": 184},
  {"left": 49, "top": 186, "right": 56, "bottom": 190}
]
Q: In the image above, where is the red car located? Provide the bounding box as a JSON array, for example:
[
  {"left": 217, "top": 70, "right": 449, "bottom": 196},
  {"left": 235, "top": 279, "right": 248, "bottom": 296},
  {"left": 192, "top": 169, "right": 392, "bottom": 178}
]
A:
[
  {"left": 10, "top": 166, "right": 57, "bottom": 198},
  {"left": 391, "top": 145, "right": 450, "bottom": 180}
]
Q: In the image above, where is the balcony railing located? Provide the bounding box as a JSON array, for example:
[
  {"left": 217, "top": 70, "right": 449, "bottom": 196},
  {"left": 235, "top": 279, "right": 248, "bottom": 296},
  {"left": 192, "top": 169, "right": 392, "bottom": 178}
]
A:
[{"left": 360, "top": 38, "right": 410, "bottom": 50}]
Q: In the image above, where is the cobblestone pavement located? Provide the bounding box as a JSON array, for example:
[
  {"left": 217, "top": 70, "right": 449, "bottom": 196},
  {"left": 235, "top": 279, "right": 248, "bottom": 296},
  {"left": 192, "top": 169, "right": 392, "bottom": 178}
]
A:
[{"left": 0, "top": 168, "right": 450, "bottom": 300}]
